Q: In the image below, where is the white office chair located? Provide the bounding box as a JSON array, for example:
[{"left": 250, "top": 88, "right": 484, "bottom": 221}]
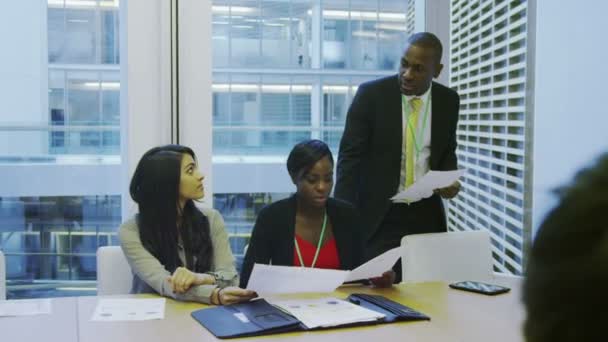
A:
[
  {"left": 0, "top": 250, "right": 6, "bottom": 300},
  {"left": 400, "top": 230, "right": 493, "bottom": 283},
  {"left": 96, "top": 246, "right": 132, "bottom": 295}
]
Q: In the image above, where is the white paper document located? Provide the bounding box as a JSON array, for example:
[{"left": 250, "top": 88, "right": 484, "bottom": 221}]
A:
[
  {"left": 246, "top": 264, "right": 349, "bottom": 295},
  {"left": 0, "top": 299, "right": 52, "bottom": 317},
  {"left": 91, "top": 298, "right": 165, "bottom": 321},
  {"left": 391, "top": 169, "right": 467, "bottom": 203},
  {"left": 247, "top": 248, "right": 401, "bottom": 294},
  {"left": 268, "top": 297, "right": 385, "bottom": 329},
  {"left": 345, "top": 247, "right": 401, "bottom": 282}
]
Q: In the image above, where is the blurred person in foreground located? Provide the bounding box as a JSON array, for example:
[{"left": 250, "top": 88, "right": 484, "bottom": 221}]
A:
[{"left": 523, "top": 153, "right": 608, "bottom": 341}]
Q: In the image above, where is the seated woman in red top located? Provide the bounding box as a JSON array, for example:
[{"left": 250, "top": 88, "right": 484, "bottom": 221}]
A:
[{"left": 240, "top": 139, "right": 394, "bottom": 288}]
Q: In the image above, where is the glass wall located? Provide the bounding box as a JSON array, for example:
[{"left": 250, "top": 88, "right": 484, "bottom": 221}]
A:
[
  {"left": 48, "top": 69, "right": 120, "bottom": 154},
  {"left": 0, "top": 0, "right": 122, "bottom": 298},
  {"left": 210, "top": 0, "right": 412, "bottom": 269}
]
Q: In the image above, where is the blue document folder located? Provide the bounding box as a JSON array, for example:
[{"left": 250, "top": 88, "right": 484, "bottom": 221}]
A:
[
  {"left": 191, "top": 299, "right": 302, "bottom": 338},
  {"left": 192, "top": 294, "right": 429, "bottom": 339}
]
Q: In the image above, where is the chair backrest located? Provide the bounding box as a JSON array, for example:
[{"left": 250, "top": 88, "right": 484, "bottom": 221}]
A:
[
  {"left": 0, "top": 250, "right": 6, "bottom": 300},
  {"left": 401, "top": 230, "right": 493, "bottom": 283},
  {"left": 96, "top": 246, "right": 132, "bottom": 295}
]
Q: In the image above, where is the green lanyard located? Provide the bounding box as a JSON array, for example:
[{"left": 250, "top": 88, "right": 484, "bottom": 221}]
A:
[
  {"left": 402, "top": 93, "right": 431, "bottom": 160},
  {"left": 294, "top": 212, "right": 327, "bottom": 268}
]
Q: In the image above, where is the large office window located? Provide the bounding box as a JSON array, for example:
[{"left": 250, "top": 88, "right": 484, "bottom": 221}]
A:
[
  {"left": 447, "top": 0, "right": 530, "bottom": 275},
  {"left": 210, "top": 0, "right": 413, "bottom": 269},
  {"left": 0, "top": 0, "right": 122, "bottom": 298}
]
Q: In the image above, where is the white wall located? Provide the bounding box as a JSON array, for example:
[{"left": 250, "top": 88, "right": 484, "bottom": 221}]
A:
[
  {"left": 178, "top": 0, "right": 214, "bottom": 207},
  {"left": 121, "top": 0, "right": 173, "bottom": 218},
  {"left": 424, "top": 0, "right": 450, "bottom": 86},
  {"left": 532, "top": 0, "right": 608, "bottom": 234}
]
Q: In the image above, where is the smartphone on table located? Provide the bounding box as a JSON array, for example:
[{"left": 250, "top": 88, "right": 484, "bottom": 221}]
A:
[{"left": 449, "top": 281, "right": 510, "bottom": 295}]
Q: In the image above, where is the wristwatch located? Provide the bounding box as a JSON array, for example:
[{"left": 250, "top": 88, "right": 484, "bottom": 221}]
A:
[{"left": 205, "top": 271, "right": 237, "bottom": 288}]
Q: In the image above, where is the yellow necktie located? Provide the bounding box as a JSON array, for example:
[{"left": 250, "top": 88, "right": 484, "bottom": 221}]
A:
[{"left": 405, "top": 97, "right": 422, "bottom": 188}]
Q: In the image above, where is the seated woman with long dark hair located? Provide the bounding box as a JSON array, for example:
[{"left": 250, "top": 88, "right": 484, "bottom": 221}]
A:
[
  {"left": 240, "top": 139, "right": 394, "bottom": 288},
  {"left": 119, "top": 145, "right": 256, "bottom": 305}
]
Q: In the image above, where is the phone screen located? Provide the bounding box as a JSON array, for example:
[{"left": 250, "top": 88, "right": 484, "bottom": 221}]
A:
[{"left": 449, "top": 281, "right": 510, "bottom": 295}]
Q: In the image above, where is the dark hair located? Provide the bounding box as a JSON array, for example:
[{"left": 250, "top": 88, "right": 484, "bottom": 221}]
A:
[
  {"left": 407, "top": 32, "right": 443, "bottom": 64},
  {"left": 286, "top": 139, "right": 334, "bottom": 181},
  {"left": 129, "top": 144, "right": 213, "bottom": 274},
  {"left": 523, "top": 153, "right": 608, "bottom": 342}
]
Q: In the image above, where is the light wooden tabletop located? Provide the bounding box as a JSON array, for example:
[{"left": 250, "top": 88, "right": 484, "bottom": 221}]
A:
[
  {"left": 1, "top": 296, "right": 79, "bottom": 342},
  {"left": 1, "top": 276, "right": 524, "bottom": 342},
  {"left": 78, "top": 276, "right": 523, "bottom": 342}
]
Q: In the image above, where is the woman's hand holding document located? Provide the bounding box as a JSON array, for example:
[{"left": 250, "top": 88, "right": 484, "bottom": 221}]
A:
[
  {"left": 246, "top": 265, "right": 349, "bottom": 295},
  {"left": 345, "top": 247, "right": 401, "bottom": 282},
  {"left": 391, "top": 169, "right": 466, "bottom": 203},
  {"left": 246, "top": 247, "right": 401, "bottom": 295}
]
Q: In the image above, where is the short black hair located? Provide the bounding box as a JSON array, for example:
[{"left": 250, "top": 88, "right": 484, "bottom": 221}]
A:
[
  {"left": 523, "top": 153, "right": 608, "bottom": 342},
  {"left": 286, "top": 139, "right": 334, "bottom": 181},
  {"left": 407, "top": 32, "right": 443, "bottom": 64}
]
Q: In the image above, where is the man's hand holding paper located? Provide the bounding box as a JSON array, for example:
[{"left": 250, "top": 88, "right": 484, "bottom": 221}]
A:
[
  {"left": 434, "top": 180, "right": 461, "bottom": 199},
  {"left": 391, "top": 169, "right": 466, "bottom": 203}
]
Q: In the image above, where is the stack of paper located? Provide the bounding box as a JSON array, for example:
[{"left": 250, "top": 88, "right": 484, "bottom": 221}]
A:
[
  {"left": 91, "top": 298, "right": 166, "bottom": 321},
  {"left": 268, "top": 297, "right": 385, "bottom": 329},
  {"left": 0, "top": 299, "right": 52, "bottom": 317}
]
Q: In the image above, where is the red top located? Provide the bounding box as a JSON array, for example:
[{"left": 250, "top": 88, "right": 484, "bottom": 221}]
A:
[{"left": 293, "top": 235, "right": 341, "bottom": 269}]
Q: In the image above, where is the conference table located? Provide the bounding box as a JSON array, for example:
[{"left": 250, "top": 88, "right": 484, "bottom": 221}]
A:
[{"left": 3, "top": 275, "right": 524, "bottom": 342}]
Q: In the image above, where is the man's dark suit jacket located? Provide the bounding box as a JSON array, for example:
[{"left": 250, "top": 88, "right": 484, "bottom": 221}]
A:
[
  {"left": 239, "top": 195, "right": 365, "bottom": 288},
  {"left": 335, "top": 75, "right": 460, "bottom": 241}
]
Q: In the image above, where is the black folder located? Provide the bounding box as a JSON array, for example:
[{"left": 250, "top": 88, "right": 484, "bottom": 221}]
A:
[{"left": 191, "top": 294, "right": 430, "bottom": 339}]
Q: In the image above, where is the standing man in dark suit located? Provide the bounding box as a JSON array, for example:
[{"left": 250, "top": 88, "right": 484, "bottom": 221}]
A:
[{"left": 335, "top": 32, "right": 461, "bottom": 281}]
